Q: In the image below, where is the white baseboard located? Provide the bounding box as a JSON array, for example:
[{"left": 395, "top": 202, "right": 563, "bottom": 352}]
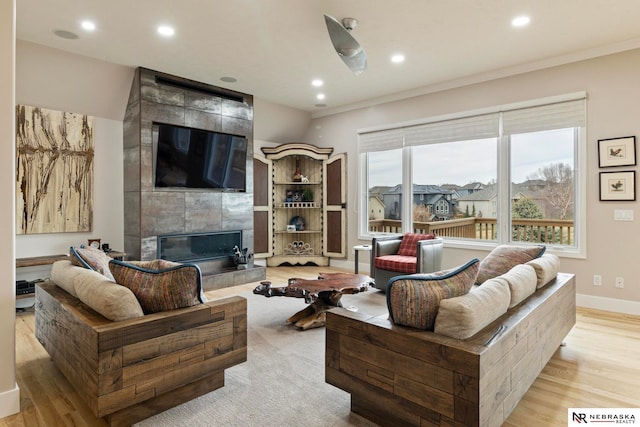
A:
[
  {"left": 0, "top": 383, "right": 20, "bottom": 418},
  {"left": 576, "top": 293, "right": 640, "bottom": 316},
  {"left": 330, "top": 259, "right": 366, "bottom": 274}
]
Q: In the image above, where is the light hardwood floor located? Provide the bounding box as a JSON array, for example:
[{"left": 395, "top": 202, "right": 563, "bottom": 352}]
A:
[{"left": 3, "top": 266, "right": 640, "bottom": 426}]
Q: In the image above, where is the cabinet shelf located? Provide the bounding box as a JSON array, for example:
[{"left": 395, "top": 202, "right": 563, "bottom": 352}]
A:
[
  {"left": 274, "top": 181, "right": 321, "bottom": 185},
  {"left": 276, "top": 202, "right": 320, "bottom": 209},
  {"left": 275, "top": 230, "right": 322, "bottom": 234}
]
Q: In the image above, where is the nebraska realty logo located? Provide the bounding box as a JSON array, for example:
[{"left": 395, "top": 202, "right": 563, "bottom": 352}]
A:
[{"left": 569, "top": 408, "right": 638, "bottom": 424}]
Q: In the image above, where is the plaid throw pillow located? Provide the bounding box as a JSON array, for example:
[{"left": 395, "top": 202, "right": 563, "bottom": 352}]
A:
[
  {"left": 397, "top": 233, "right": 437, "bottom": 257},
  {"left": 387, "top": 258, "right": 479, "bottom": 330},
  {"left": 109, "top": 259, "right": 205, "bottom": 314}
]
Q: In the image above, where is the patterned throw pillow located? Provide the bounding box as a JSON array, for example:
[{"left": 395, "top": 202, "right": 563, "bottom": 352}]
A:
[
  {"left": 387, "top": 258, "right": 479, "bottom": 330},
  {"left": 109, "top": 259, "right": 205, "bottom": 314},
  {"left": 476, "top": 245, "right": 545, "bottom": 285},
  {"left": 69, "top": 246, "right": 115, "bottom": 282},
  {"left": 397, "top": 233, "right": 437, "bottom": 257}
]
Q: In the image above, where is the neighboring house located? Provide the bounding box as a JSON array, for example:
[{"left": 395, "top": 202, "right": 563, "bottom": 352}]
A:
[
  {"left": 457, "top": 183, "right": 545, "bottom": 218},
  {"left": 367, "top": 186, "right": 389, "bottom": 220},
  {"left": 441, "top": 182, "right": 485, "bottom": 198},
  {"left": 383, "top": 184, "right": 455, "bottom": 220}
]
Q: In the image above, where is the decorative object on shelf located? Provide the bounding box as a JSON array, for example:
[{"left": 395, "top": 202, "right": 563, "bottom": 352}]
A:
[
  {"left": 598, "top": 136, "right": 636, "bottom": 168},
  {"left": 291, "top": 190, "right": 303, "bottom": 202},
  {"left": 284, "top": 241, "right": 315, "bottom": 255},
  {"left": 289, "top": 215, "right": 305, "bottom": 231},
  {"left": 232, "top": 245, "right": 253, "bottom": 269},
  {"left": 88, "top": 238, "right": 101, "bottom": 249},
  {"left": 599, "top": 170, "right": 636, "bottom": 201},
  {"left": 300, "top": 175, "right": 309, "bottom": 183},
  {"left": 302, "top": 188, "right": 314, "bottom": 202},
  {"left": 286, "top": 225, "right": 297, "bottom": 232},
  {"left": 101, "top": 243, "right": 111, "bottom": 253},
  {"left": 285, "top": 190, "right": 293, "bottom": 202},
  {"left": 293, "top": 157, "right": 302, "bottom": 182}
]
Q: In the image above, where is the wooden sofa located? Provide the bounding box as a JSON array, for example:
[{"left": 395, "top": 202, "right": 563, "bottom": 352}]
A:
[
  {"left": 35, "top": 282, "right": 247, "bottom": 427},
  {"left": 325, "top": 272, "right": 575, "bottom": 427}
]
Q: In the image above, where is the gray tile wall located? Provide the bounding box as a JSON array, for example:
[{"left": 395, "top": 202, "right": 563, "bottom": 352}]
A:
[{"left": 123, "top": 68, "right": 255, "bottom": 275}]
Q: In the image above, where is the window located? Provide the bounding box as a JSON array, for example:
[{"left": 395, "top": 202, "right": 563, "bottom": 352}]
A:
[{"left": 358, "top": 93, "right": 586, "bottom": 256}]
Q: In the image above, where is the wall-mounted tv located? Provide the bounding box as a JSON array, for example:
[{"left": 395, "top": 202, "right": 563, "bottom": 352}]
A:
[{"left": 154, "top": 123, "right": 247, "bottom": 191}]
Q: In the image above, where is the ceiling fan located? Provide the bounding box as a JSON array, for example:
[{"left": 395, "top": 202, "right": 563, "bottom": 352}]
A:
[{"left": 324, "top": 14, "right": 367, "bottom": 75}]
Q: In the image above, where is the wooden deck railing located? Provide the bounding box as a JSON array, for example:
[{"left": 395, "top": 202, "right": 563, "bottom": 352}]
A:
[{"left": 368, "top": 217, "right": 574, "bottom": 245}]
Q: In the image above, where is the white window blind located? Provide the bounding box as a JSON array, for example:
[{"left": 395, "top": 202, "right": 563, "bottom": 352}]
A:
[
  {"left": 502, "top": 98, "right": 586, "bottom": 135},
  {"left": 404, "top": 113, "right": 500, "bottom": 146},
  {"left": 358, "top": 128, "right": 404, "bottom": 153}
]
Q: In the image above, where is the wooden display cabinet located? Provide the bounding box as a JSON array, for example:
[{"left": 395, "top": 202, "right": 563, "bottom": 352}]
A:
[{"left": 254, "top": 143, "right": 346, "bottom": 267}]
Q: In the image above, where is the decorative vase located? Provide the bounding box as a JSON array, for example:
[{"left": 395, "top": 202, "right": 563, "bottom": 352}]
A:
[{"left": 292, "top": 157, "right": 302, "bottom": 182}]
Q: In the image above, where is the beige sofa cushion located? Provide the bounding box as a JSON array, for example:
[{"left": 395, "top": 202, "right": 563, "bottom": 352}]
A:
[
  {"left": 526, "top": 253, "right": 560, "bottom": 288},
  {"left": 51, "top": 260, "right": 79, "bottom": 297},
  {"left": 499, "top": 264, "right": 538, "bottom": 308},
  {"left": 51, "top": 260, "right": 144, "bottom": 321},
  {"left": 434, "top": 277, "right": 510, "bottom": 340}
]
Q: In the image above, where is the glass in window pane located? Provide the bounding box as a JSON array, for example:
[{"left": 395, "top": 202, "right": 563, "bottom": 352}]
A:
[
  {"left": 367, "top": 149, "right": 403, "bottom": 234},
  {"left": 510, "top": 128, "right": 575, "bottom": 247},
  {"left": 411, "top": 138, "right": 497, "bottom": 240}
]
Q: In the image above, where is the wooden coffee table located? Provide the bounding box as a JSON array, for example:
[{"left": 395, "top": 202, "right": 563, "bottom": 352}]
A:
[{"left": 253, "top": 272, "right": 374, "bottom": 330}]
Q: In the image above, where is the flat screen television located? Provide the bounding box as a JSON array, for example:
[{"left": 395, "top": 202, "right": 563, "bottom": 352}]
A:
[{"left": 154, "top": 123, "right": 247, "bottom": 191}]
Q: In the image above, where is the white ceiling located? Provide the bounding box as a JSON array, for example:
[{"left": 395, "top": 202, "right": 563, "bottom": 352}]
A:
[{"left": 16, "top": 0, "right": 640, "bottom": 116}]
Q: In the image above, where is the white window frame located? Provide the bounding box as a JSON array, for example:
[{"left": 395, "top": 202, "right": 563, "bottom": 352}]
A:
[{"left": 358, "top": 92, "right": 587, "bottom": 259}]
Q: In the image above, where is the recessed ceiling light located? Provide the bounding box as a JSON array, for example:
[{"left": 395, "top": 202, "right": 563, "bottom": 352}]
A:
[
  {"left": 311, "top": 79, "right": 324, "bottom": 87},
  {"left": 81, "top": 20, "right": 96, "bottom": 31},
  {"left": 157, "top": 25, "right": 175, "bottom": 37},
  {"left": 220, "top": 77, "right": 237, "bottom": 83},
  {"left": 391, "top": 54, "right": 405, "bottom": 64},
  {"left": 316, "top": 94, "right": 326, "bottom": 101},
  {"left": 511, "top": 16, "right": 530, "bottom": 27},
  {"left": 53, "top": 29, "right": 79, "bottom": 40}
]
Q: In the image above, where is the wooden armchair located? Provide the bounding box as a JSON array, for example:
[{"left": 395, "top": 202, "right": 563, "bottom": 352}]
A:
[{"left": 370, "top": 234, "right": 443, "bottom": 290}]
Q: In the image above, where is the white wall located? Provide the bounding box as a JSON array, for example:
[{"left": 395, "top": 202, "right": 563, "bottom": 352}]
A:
[
  {"left": 15, "top": 42, "right": 128, "bottom": 285},
  {"left": 0, "top": 0, "right": 20, "bottom": 418},
  {"left": 305, "top": 49, "right": 640, "bottom": 314}
]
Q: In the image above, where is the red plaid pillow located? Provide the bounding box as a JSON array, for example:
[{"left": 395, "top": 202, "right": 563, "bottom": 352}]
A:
[{"left": 397, "top": 233, "right": 437, "bottom": 257}]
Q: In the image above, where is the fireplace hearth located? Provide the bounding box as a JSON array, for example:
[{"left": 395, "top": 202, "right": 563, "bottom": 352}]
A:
[{"left": 158, "top": 231, "right": 242, "bottom": 263}]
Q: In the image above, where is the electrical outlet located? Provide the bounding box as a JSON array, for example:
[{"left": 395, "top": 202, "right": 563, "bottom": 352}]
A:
[
  {"left": 615, "top": 277, "right": 625, "bottom": 288},
  {"left": 593, "top": 275, "right": 602, "bottom": 286}
]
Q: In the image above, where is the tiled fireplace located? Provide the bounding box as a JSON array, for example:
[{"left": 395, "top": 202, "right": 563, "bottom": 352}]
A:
[{"left": 123, "top": 68, "right": 265, "bottom": 290}]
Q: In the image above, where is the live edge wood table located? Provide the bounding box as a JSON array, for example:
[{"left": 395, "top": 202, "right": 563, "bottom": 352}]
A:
[{"left": 253, "top": 273, "right": 374, "bottom": 330}]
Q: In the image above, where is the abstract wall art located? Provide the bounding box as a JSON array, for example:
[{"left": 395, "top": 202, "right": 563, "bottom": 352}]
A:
[{"left": 16, "top": 105, "right": 94, "bottom": 234}]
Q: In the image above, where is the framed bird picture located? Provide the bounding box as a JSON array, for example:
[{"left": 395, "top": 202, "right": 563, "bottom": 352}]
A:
[
  {"left": 598, "top": 136, "right": 636, "bottom": 168},
  {"left": 599, "top": 171, "right": 635, "bottom": 201}
]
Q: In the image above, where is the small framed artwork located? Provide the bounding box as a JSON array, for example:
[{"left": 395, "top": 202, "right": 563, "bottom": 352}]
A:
[
  {"left": 599, "top": 171, "right": 636, "bottom": 201},
  {"left": 598, "top": 136, "right": 636, "bottom": 168}
]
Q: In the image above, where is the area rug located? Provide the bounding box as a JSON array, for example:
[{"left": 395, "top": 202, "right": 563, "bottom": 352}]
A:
[{"left": 135, "top": 287, "right": 388, "bottom": 427}]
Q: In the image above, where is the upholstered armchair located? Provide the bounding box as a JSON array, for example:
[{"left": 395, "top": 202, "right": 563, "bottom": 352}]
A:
[{"left": 370, "top": 233, "right": 444, "bottom": 290}]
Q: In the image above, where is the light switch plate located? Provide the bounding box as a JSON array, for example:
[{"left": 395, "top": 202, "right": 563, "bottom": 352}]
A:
[{"left": 614, "top": 209, "right": 634, "bottom": 221}]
